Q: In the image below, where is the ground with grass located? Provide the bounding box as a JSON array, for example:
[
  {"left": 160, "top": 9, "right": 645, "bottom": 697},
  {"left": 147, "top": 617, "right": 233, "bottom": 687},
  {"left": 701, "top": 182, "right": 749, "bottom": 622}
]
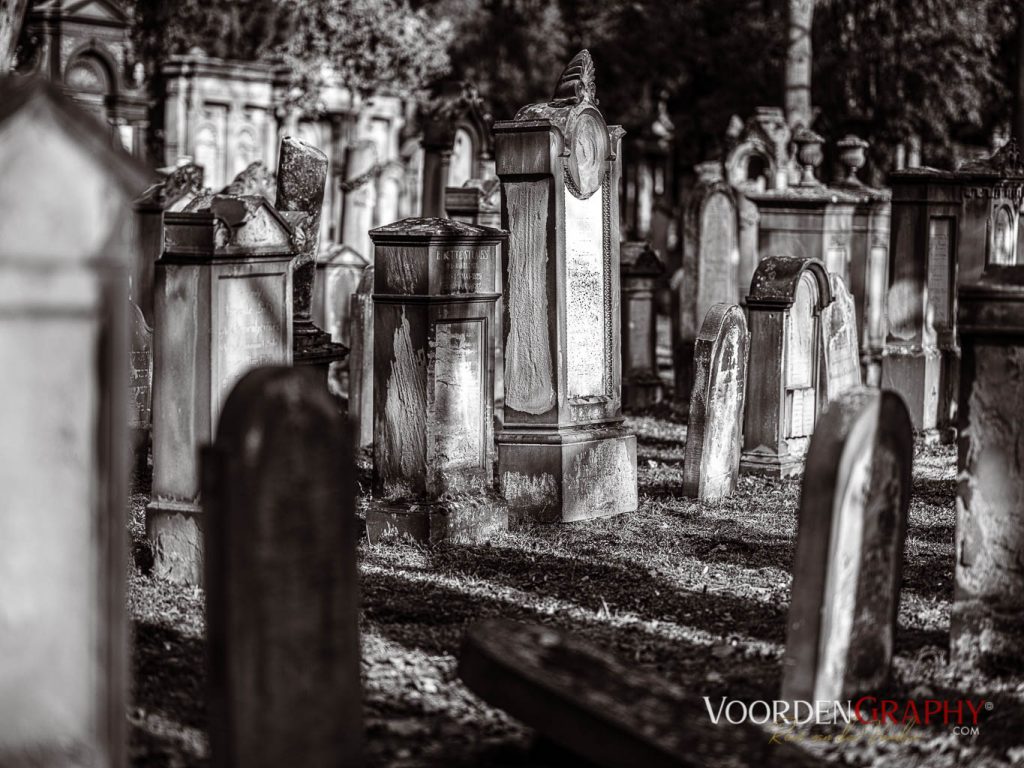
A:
[{"left": 126, "top": 410, "right": 1024, "bottom": 768}]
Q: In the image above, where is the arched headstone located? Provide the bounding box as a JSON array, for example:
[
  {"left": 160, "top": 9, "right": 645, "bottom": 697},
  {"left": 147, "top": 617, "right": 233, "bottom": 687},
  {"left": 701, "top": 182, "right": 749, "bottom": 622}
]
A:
[
  {"left": 203, "top": 366, "right": 363, "bottom": 768},
  {"left": 682, "top": 303, "right": 748, "bottom": 500},
  {"left": 822, "top": 274, "right": 863, "bottom": 399},
  {"left": 781, "top": 387, "right": 912, "bottom": 704}
]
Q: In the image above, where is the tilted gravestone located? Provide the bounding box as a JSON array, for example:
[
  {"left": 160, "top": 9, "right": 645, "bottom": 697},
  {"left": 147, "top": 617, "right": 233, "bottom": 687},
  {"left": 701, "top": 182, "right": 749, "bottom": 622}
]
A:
[
  {"left": 148, "top": 195, "right": 294, "bottom": 584},
  {"left": 682, "top": 303, "right": 748, "bottom": 500},
  {"left": 781, "top": 387, "right": 912, "bottom": 704},
  {"left": 369, "top": 218, "right": 507, "bottom": 544},
  {"left": 460, "top": 620, "right": 823, "bottom": 768},
  {"left": 348, "top": 264, "right": 374, "bottom": 450},
  {"left": 952, "top": 266, "right": 1024, "bottom": 674},
  {"left": 203, "top": 367, "right": 363, "bottom": 768},
  {"left": 0, "top": 75, "right": 150, "bottom": 768},
  {"left": 620, "top": 240, "right": 665, "bottom": 408},
  {"left": 493, "top": 49, "right": 638, "bottom": 522},
  {"left": 822, "top": 273, "right": 863, "bottom": 400},
  {"left": 129, "top": 299, "right": 154, "bottom": 472}
]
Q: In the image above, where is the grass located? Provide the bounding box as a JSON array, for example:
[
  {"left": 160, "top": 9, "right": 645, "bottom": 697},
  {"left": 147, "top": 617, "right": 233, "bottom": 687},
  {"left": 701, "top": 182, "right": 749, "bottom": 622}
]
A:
[{"left": 126, "top": 412, "right": 1024, "bottom": 767}]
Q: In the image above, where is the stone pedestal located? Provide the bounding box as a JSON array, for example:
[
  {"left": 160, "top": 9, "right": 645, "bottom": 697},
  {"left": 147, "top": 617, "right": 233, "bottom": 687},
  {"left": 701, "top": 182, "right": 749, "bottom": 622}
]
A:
[
  {"left": 148, "top": 196, "right": 294, "bottom": 584},
  {"left": 620, "top": 241, "right": 664, "bottom": 409},
  {"left": 368, "top": 218, "right": 507, "bottom": 544},
  {"left": 493, "top": 50, "right": 638, "bottom": 523},
  {"left": 951, "top": 266, "right": 1024, "bottom": 674}
]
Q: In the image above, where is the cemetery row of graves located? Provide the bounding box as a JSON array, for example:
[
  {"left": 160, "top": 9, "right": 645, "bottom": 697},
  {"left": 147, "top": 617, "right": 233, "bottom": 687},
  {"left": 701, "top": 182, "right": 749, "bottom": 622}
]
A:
[{"left": 4, "top": 48, "right": 1024, "bottom": 767}]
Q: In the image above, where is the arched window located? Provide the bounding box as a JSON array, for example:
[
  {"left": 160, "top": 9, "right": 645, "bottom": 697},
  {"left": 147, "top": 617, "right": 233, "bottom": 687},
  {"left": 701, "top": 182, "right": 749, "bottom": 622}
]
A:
[{"left": 65, "top": 53, "right": 111, "bottom": 95}]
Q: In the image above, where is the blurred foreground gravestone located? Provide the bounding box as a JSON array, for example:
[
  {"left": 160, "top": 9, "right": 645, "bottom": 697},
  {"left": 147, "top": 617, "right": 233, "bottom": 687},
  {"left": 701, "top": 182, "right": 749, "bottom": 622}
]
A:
[
  {"left": 620, "top": 240, "right": 665, "bottom": 408},
  {"left": 781, "top": 387, "right": 912, "bottom": 704},
  {"left": 0, "top": 75, "right": 150, "bottom": 768},
  {"left": 494, "top": 50, "right": 637, "bottom": 522},
  {"left": 348, "top": 265, "right": 374, "bottom": 450},
  {"left": 952, "top": 266, "right": 1024, "bottom": 674},
  {"left": 368, "top": 218, "right": 507, "bottom": 544},
  {"left": 203, "top": 367, "right": 363, "bottom": 768},
  {"left": 148, "top": 195, "right": 294, "bottom": 584},
  {"left": 459, "top": 620, "right": 823, "bottom": 768},
  {"left": 682, "top": 303, "right": 748, "bottom": 500}
]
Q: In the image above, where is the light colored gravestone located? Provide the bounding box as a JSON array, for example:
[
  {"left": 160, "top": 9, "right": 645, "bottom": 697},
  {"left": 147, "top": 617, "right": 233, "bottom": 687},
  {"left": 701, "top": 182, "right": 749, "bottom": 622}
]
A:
[
  {"left": 781, "top": 387, "right": 912, "bottom": 703},
  {"left": 741, "top": 256, "right": 833, "bottom": 478},
  {"left": 682, "top": 303, "right": 748, "bottom": 500},
  {"left": 313, "top": 243, "right": 369, "bottom": 346},
  {"left": 620, "top": 241, "right": 665, "bottom": 408},
  {"left": 129, "top": 299, "right": 154, "bottom": 472},
  {"left": 952, "top": 266, "right": 1024, "bottom": 673},
  {"left": 494, "top": 50, "right": 638, "bottom": 522},
  {"left": 203, "top": 367, "right": 363, "bottom": 768},
  {"left": 369, "top": 218, "right": 507, "bottom": 544},
  {"left": 348, "top": 265, "right": 374, "bottom": 450},
  {"left": 148, "top": 195, "right": 295, "bottom": 584},
  {"left": 822, "top": 273, "right": 863, "bottom": 399},
  {"left": 0, "top": 75, "right": 150, "bottom": 768}
]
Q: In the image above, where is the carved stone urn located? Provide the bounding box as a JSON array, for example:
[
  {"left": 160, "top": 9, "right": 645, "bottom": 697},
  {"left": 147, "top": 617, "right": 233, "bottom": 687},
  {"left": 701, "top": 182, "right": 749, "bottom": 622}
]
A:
[
  {"left": 837, "top": 134, "right": 869, "bottom": 186},
  {"left": 793, "top": 127, "right": 824, "bottom": 186}
]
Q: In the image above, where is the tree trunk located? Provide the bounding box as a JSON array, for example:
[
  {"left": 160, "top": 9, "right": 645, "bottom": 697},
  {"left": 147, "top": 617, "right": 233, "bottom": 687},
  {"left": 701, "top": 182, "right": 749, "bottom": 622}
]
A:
[
  {"left": 0, "top": 0, "right": 29, "bottom": 73},
  {"left": 785, "top": 0, "right": 814, "bottom": 130}
]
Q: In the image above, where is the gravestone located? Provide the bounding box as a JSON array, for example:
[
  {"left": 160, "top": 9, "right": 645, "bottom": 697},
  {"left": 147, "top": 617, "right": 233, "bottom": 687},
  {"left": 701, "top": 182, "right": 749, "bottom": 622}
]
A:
[
  {"left": 951, "top": 266, "right": 1024, "bottom": 674},
  {"left": 369, "top": 218, "right": 507, "bottom": 544},
  {"left": 682, "top": 303, "right": 748, "bottom": 500},
  {"left": 203, "top": 367, "right": 363, "bottom": 768},
  {"left": 148, "top": 195, "right": 295, "bottom": 584},
  {"left": 0, "top": 75, "right": 150, "bottom": 768},
  {"left": 348, "top": 265, "right": 374, "bottom": 450},
  {"left": 460, "top": 620, "right": 822, "bottom": 768},
  {"left": 781, "top": 387, "right": 912, "bottom": 704},
  {"left": 494, "top": 50, "right": 638, "bottom": 522},
  {"left": 312, "top": 243, "right": 369, "bottom": 346},
  {"left": 620, "top": 241, "right": 665, "bottom": 408},
  {"left": 676, "top": 165, "right": 740, "bottom": 409},
  {"left": 741, "top": 256, "right": 833, "bottom": 478},
  {"left": 822, "top": 274, "right": 863, "bottom": 399},
  {"left": 129, "top": 300, "right": 154, "bottom": 473}
]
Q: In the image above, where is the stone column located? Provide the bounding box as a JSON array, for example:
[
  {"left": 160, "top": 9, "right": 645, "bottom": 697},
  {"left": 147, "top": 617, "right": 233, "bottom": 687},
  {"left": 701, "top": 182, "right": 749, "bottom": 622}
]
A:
[{"left": 620, "top": 241, "right": 664, "bottom": 409}]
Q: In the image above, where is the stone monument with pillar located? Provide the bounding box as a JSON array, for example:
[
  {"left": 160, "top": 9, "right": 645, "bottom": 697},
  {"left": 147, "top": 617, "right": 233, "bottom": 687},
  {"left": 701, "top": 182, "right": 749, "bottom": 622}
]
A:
[{"left": 493, "top": 50, "right": 638, "bottom": 522}]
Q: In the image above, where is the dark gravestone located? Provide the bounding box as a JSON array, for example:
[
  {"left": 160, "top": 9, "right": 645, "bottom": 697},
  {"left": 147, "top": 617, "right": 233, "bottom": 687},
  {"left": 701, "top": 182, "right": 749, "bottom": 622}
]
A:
[
  {"left": 682, "top": 303, "right": 748, "bottom": 500},
  {"left": 620, "top": 240, "right": 665, "bottom": 408},
  {"left": 129, "top": 299, "right": 153, "bottom": 472},
  {"left": 203, "top": 366, "right": 363, "bottom": 768},
  {"left": 460, "top": 620, "right": 822, "bottom": 768},
  {"left": 781, "top": 387, "right": 912, "bottom": 704}
]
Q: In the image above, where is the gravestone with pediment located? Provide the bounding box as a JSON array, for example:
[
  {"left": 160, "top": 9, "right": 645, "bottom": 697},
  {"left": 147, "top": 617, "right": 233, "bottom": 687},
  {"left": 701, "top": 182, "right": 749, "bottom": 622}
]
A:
[
  {"left": 781, "top": 387, "right": 912, "bottom": 704},
  {"left": 312, "top": 243, "right": 369, "bottom": 347},
  {"left": 348, "top": 265, "right": 374, "bottom": 450},
  {"left": 741, "top": 256, "right": 833, "bottom": 478},
  {"left": 0, "top": 75, "right": 151, "bottom": 768},
  {"left": 621, "top": 241, "right": 665, "bottom": 408},
  {"left": 148, "top": 195, "right": 295, "bottom": 584},
  {"left": 822, "top": 273, "right": 863, "bottom": 399},
  {"left": 682, "top": 303, "right": 748, "bottom": 500},
  {"left": 675, "top": 163, "right": 741, "bottom": 409},
  {"left": 203, "top": 367, "right": 363, "bottom": 768},
  {"left": 493, "top": 50, "right": 638, "bottom": 522},
  {"left": 368, "top": 218, "right": 507, "bottom": 544},
  {"left": 951, "top": 265, "right": 1024, "bottom": 674}
]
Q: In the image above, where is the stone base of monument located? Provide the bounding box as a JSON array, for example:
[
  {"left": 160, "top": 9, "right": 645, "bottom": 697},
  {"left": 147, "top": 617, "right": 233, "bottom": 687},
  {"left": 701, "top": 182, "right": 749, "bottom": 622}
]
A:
[
  {"left": 622, "top": 373, "right": 664, "bottom": 410},
  {"left": 498, "top": 428, "right": 638, "bottom": 523},
  {"left": 366, "top": 497, "right": 508, "bottom": 546},
  {"left": 880, "top": 345, "right": 959, "bottom": 435},
  {"left": 739, "top": 446, "right": 804, "bottom": 479},
  {"left": 145, "top": 501, "right": 203, "bottom": 584}
]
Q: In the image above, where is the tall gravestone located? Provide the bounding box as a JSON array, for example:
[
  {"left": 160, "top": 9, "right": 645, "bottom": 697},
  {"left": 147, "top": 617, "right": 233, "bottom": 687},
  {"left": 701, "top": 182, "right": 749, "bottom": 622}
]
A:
[
  {"left": 369, "top": 218, "right": 507, "bottom": 543},
  {"left": 348, "top": 265, "right": 375, "bottom": 450},
  {"left": 741, "top": 256, "right": 832, "bottom": 478},
  {"left": 203, "top": 367, "right": 363, "bottom": 768},
  {"left": 129, "top": 300, "right": 154, "bottom": 472},
  {"left": 676, "top": 164, "right": 741, "bottom": 409},
  {"left": 0, "top": 76, "right": 150, "bottom": 768},
  {"left": 148, "top": 195, "right": 295, "bottom": 584},
  {"left": 620, "top": 241, "right": 665, "bottom": 408},
  {"left": 781, "top": 387, "right": 912, "bottom": 704},
  {"left": 822, "top": 273, "right": 863, "bottom": 399},
  {"left": 494, "top": 50, "right": 638, "bottom": 522},
  {"left": 682, "top": 303, "right": 749, "bottom": 500},
  {"left": 951, "top": 265, "right": 1024, "bottom": 674}
]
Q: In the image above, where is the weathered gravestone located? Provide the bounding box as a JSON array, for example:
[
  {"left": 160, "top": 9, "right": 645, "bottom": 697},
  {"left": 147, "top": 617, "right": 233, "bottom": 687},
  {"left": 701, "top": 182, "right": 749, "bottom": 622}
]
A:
[
  {"left": 460, "top": 620, "right": 823, "bottom": 768},
  {"left": 822, "top": 273, "right": 863, "bottom": 400},
  {"left": 494, "top": 50, "right": 638, "bottom": 522},
  {"left": 675, "top": 163, "right": 740, "bottom": 409},
  {"left": 951, "top": 266, "right": 1024, "bottom": 674},
  {"left": 741, "top": 256, "right": 833, "bottom": 477},
  {"left": 0, "top": 75, "right": 150, "bottom": 768},
  {"left": 369, "top": 218, "right": 507, "bottom": 544},
  {"left": 682, "top": 303, "right": 748, "bottom": 500},
  {"left": 621, "top": 240, "right": 665, "bottom": 408},
  {"left": 129, "top": 299, "right": 153, "bottom": 473},
  {"left": 313, "top": 243, "right": 369, "bottom": 347},
  {"left": 203, "top": 366, "right": 363, "bottom": 768},
  {"left": 781, "top": 387, "right": 912, "bottom": 704},
  {"left": 148, "top": 195, "right": 295, "bottom": 584},
  {"left": 348, "top": 265, "right": 374, "bottom": 450}
]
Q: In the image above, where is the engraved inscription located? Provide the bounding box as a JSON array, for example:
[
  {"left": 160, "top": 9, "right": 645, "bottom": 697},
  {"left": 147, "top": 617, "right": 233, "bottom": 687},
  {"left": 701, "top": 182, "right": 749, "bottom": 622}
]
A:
[
  {"left": 431, "top": 320, "right": 484, "bottom": 474},
  {"left": 564, "top": 184, "right": 607, "bottom": 398},
  {"left": 437, "top": 246, "right": 490, "bottom": 294},
  {"left": 928, "top": 218, "right": 952, "bottom": 328},
  {"left": 218, "top": 274, "right": 288, "bottom": 403}
]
